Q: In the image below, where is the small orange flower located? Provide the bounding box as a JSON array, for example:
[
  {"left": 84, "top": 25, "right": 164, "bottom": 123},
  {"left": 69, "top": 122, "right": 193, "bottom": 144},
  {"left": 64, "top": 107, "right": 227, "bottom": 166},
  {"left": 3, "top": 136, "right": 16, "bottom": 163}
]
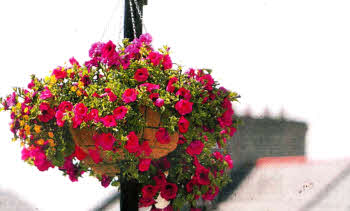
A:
[
  {"left": 23, "top": 115, "right": 29, "bottom": 121},
  {"left": 36, "top": 139, "right": 45, "bottom": 145},
  {"left": 47, "top": 139, "right": 56, "bottom": 147},
  {"left": 76, "top": 90, "right": 82, "bottom": 96},
  {"left": 34, "top": 125, "right": 41, "bottom": 133},
  {"left": 48, "top": 132, "right": 54, "bottom": 138}
]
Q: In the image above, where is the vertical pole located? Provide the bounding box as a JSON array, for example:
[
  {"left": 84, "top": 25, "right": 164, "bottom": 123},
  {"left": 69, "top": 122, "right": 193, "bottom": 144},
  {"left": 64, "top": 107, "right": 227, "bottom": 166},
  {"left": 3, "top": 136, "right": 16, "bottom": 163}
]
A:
[
  {"left": 124, "top": 0, "right": 143, "bottom": 40},
  {"left": 121, "top": 1, "right": 144, "bottom": 210}
]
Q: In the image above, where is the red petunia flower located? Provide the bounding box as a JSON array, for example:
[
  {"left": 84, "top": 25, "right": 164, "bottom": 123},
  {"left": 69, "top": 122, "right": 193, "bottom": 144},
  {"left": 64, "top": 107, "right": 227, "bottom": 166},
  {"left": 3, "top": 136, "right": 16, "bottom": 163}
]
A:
[
  {"left": 147, "top": 51, "right": 163, "bottom": 66},
  {"left": 202, "top": 186, "right": 219, "bottom": 201},
  {"left": 178, "top": 116, "right": 190, "bottom": 133},
  {"left": 224, "top": 154, "right": 234, "bottom": 169},
  {"left": 156, "top": 128, "right": 170, "bottom": 144},
  {"left": 88, "top": 148, "right": 102, "bottom": 164},
  {"left": 74, "top": 103, "right": 88, "bottom": 120},
  {"left": 58, "top": 101, "right": 73, "bottom": 112},
  {"left": 52, "top": 67, "right": 67, "bottom": 79},
  {"left": 176, "top": 87, "right": 191, "bottom": 100},
  {"left": 195, "top": 165, "right": 210, "bottom": 185},
  {"left": 162, "top": 54, "right": 172, "bottom": 70},
  {"left": 186, "top": 140, "right": 204, "bottom": 156},
  {"left": 113, "top": 106, "right": 128, "bottom": 120},
  {"left": 134, "top": 68, "right": 149, "bottom": 82},
  {"left": 160, "top": 182, "right": 178, "bottom": 200},
  {"left": 125, "top": 131, "right": 140, "bottom": 154},
  {"left": 122, "top": 88, "right": 138, "bottom": 104},
  {"left": 166, "top": 77, "right": 178, "bottom": 93},
  {"left": 38, "top": 102, "right": 55, "bottom": 123},
  {"left": 100, "top": 115, "right": 117, "bottom": 127},
  {"left": 74, "top": 145, "right": 87, "bottom": 160},
  {"left": 94, "top": 133, "right": 116, "bottom": 151},
  {"left": 139, "top": 196, "right": 156, "bottom": 208},
  {"left": 175, "top": 99, "right": 193, "bottom": 116},
  {"left": 142, "top": 184, "right": 159, "bottom": 198},
  {"left": 139, "top": 158, "right": 152, "bottom": 172},
  {"left": 101, "top": 175, "right": 112, "bottom": 188}
]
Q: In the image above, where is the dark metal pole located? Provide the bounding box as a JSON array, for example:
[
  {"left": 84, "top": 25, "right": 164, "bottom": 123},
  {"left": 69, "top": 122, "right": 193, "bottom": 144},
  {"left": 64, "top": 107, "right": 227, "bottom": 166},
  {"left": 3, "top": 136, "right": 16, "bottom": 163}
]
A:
[
  {"left": 124, "top": 0, "right": 144, "bottom": 40},
  {"left": 121, "top": 1, "right": 145, "bottom": 210}
]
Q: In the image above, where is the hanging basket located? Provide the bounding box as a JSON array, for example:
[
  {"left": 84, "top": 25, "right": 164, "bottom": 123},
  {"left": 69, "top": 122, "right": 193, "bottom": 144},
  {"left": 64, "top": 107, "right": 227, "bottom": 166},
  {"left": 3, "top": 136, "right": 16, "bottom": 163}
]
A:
[{"left": 69, "top": 107, "right": 179, "bottom": 176}]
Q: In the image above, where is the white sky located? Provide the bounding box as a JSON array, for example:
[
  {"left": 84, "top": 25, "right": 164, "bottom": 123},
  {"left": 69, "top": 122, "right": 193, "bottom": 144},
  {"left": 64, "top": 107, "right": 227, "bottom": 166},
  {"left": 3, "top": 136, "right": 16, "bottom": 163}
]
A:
[{"left": 1, "top": 0, "right": 350, "bottom": 210}]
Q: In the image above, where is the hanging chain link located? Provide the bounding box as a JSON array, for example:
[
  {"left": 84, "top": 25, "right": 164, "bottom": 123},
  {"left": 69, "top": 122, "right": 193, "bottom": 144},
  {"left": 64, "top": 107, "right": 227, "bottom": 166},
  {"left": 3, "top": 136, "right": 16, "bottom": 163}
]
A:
[
  {"left": 117, "top": 0, "right": 125, "bottom": 42},
  {"left": 132, "top": 0, "right": 147, "bottom": 33},
  {"left": 100, "top": 1, "right": 121, "bottom": 41},
  {"left": 128, "top": 0, "right": 137, "bottom": 39}
]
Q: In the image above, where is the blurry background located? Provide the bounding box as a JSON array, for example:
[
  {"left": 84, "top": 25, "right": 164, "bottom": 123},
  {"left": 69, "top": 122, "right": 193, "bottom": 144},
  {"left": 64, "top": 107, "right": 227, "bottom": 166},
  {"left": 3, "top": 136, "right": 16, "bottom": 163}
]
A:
[{"left": 0, "top": 0, "right": 350, "bottom": 210}]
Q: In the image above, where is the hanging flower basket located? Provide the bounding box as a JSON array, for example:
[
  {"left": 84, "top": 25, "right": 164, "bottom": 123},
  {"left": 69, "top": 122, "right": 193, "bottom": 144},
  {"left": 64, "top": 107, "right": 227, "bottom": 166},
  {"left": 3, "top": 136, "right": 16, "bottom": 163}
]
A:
[
  {"left": 69, "top": 106, "right": 179, "bottom": 176},
  {"left": 1, "top": 34, "right": 240, "bottom": 210}
]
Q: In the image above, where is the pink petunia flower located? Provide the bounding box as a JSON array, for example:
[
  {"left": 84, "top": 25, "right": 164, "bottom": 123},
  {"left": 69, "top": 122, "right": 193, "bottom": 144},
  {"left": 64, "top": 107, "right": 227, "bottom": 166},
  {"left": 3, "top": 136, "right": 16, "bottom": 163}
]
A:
[
  {"left": 113, "top": 106, "right": 128, "bottom": 120},
  {"left": 122, "top": 88, "right": 138, "bottom": 104}
]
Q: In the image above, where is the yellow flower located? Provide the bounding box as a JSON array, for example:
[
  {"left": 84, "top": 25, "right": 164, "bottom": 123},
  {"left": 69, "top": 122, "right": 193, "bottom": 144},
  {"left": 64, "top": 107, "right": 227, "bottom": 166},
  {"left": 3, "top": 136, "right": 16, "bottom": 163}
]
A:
[
  {"left": 50, "top": 75, "right": 57, "bottom": 85},
  {"left": 78, "top": 81, "right": 84, "bottom": 89},
  {"left": 23, "top": 115, "right": 29, "bottom": 121},
  {"left": 19, "top": 120, "right": 25, "bottom": 127},
  {"left": 34, "top": 125, "right": 41, "bottom": 133},
  {"left": 71, "top": 86, "right": 77, "bottom": 92},
  {"left": 48, "top": 132, "right": 54, "bottom": 138},
  {"left": 47, "top": 139, "right": 56, "bottom": 147},
  {"left": 36, "top": 139, "right": 45, "bottom": 145}
]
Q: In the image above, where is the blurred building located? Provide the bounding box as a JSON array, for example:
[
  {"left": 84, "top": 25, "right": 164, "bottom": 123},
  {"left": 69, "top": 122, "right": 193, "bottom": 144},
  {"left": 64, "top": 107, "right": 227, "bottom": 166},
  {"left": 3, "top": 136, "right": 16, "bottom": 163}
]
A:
[
  {"left": 0, "top": 189, "right": 37, "bottom": 211},
  {"left": 219, "top": 157, "right": 350, "bottom": 211},
  {"left": 229, "top": 115, "right": 307, "bottom": 167}
]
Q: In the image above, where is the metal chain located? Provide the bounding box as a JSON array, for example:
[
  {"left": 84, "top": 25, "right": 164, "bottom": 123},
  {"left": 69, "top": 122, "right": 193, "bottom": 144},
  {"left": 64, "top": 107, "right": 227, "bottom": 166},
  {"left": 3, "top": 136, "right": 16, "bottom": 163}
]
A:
[
  {"left": 117, "top": 0, "right": 125, "bottom": 42},
  {"left": 132, "top": 0, "right": 147, "bottom": 33},
  {"left": 128, "top": 0, "right": 137, "bottom": 39},
  {"left": 100, "top": 1, "right": 121, "bottom": 41}
]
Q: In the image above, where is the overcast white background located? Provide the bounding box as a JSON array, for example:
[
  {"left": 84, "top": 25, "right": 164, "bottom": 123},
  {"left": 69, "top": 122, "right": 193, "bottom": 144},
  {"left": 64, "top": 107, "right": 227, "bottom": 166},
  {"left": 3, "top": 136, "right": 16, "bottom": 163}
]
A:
[{"left": 0, "top": 0, "right": 350, "bottom": 210}]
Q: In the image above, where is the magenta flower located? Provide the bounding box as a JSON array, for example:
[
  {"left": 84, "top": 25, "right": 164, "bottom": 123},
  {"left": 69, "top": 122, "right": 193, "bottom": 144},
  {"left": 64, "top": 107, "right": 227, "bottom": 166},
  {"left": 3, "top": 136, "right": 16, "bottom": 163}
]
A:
[
  {"left": 140, "top": 83, "right": 160, "bottom": 92},
  {"left": 154, "top": 98, "right": 164, "bottom": 107},
  {"left": 122, "top": 88, "right": 138, "bottom": 104},
  {"left": 125, "top": 131, "right": 140, "bottom": 154},
  {"left": 94, "top": 133, "right": 116, "bottom": 151},
  {"left": 156, "top": 128, "right": 170, "bottom": 144},
  {"left": 38, "top": 102, "right": 55, "bottom": 123},
  {"left": 134, "top": 68, "right": 149, "bottom": 82},
  {"left": 186, "top": 140, "right": 204, "bottom": 156},
  {"left": 147, "top": 51, "right": 163, "bottom": 66},
  {"left": 58, "top": 101, "right": 73, "bottom": 112},
  {"left": 88, "top": 148, "right": 102, "bottom": 164},
  {"left": 52, "top": 67, "right": 67, "bottom": 79},
  {"left": 175, "top": 99, "right": 193, "bottom": 116},
  {"left": 139, "top": 158, "right": 152, "bottom": 172},
  {"left": 166, "top": 77, "right": 178, "bottom": 93},
  {"left": 69, "top": 57, "right": 80, "bottom": 67},
  {"left": 74, "top": 103, "right": 88, "bottom": 120},
  {"left": 162, "top": 54, "right": 172, "bottom": 70},
  {"left": 100, "top": 115, "right": 117, "bottom": 127},
  {"left": 113, "top": 106, "right": 128, "bottom": 120},
  {"left": 178, "top": 116, "right": 190, "bottom": 133},
  {"left": 224, "top": 154, "right": 233, "bottom": 169},
  {"left": 39, "top": 87, "right": 53, "bottom": 100}
]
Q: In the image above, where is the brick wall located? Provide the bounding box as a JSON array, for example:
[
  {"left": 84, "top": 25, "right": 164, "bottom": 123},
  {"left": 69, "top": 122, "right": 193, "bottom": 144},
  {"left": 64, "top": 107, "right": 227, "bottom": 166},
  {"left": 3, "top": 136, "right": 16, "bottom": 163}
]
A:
[{"left": 229, "top": 116, "right": 308, "bottom": 167}]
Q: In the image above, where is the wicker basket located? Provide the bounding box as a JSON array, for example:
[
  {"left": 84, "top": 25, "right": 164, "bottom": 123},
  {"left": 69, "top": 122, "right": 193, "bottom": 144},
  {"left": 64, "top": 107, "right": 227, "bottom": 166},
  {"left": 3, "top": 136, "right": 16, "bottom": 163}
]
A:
[{"left": 69, "top": 107, "right": 178, "bottom": 176}]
